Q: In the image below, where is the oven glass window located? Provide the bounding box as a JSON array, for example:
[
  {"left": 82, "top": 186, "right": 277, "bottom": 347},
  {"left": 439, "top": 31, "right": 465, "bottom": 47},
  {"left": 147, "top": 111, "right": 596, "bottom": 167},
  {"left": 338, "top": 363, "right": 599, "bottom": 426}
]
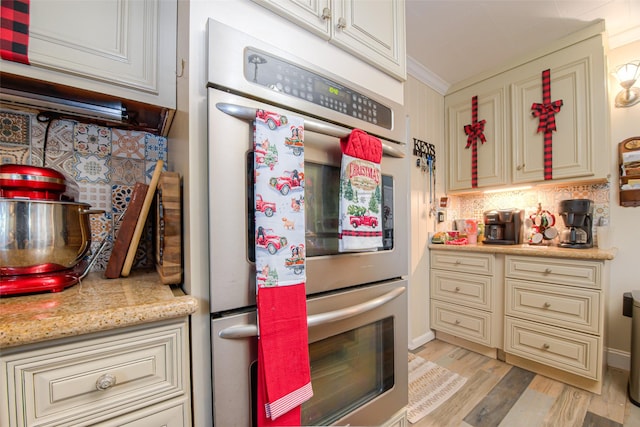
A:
[
  {"left": 248, "top": 157, "right": 394, "bottom": 261},
  {"left": 301, "top": 317, "right": 394, "bottom": 425}
]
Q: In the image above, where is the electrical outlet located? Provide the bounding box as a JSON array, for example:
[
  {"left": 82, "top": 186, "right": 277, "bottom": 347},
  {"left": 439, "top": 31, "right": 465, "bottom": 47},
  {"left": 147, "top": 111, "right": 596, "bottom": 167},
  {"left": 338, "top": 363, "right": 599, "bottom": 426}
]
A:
[{"left": 437, "top": 210, "right": 446, "bottom": 223}]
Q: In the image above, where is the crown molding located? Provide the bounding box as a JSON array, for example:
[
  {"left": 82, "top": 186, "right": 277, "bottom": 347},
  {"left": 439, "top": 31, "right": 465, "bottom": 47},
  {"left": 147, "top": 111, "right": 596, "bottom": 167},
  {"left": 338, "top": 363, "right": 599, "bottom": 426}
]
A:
[{"left": 406, "top": 56, "right": 449, "bottom": 95}]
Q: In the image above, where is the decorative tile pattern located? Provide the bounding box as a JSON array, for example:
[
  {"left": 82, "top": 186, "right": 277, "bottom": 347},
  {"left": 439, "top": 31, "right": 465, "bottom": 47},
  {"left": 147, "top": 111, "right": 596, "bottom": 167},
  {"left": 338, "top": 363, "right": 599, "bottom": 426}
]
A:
[
  {"left": 74, "top": 123, "right": 111, "bottom": 157},
  {"left": 0, "top": 144, "right": 30, "bottom": 164},
  {"left": 110, "top": 157, "right": 145, "bottom": 185},
  {"left": 79, "top": 183, "right": 112, "bottom": 211},
  {"left": 112, "top": 129, "right": 146, "bottom": 159},
  {"left": 31, "top": 116, "right": 75, "bottom": 152},
  {"left": 72, "top": 153, "right": 111, "bottom": 184},
  {"left": 145, "top": 134, "right": 168, "bottom": 162},
  {"left": 111, "top": 184, "right": 135, "bottom": 215},
  {"left": 0, "top": 110, "right": 30, "bottom": 144}
]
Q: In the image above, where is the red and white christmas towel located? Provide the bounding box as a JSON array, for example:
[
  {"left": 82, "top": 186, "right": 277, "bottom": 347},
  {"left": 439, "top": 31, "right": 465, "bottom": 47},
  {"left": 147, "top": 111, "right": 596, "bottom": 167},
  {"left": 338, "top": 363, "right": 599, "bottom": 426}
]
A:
[{"left": 338, "top": 129, "right": 384, "bottom": 252}]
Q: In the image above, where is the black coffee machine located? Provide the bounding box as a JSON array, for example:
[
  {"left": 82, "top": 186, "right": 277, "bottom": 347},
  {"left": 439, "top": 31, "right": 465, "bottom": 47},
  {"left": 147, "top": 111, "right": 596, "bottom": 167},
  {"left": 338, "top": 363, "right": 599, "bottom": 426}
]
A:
[
  {"left": 483, "top": 209, "right": 524, "bottom": 244},
  {"left": 559, "top": 199, "right": 593, "bottom": 248}
]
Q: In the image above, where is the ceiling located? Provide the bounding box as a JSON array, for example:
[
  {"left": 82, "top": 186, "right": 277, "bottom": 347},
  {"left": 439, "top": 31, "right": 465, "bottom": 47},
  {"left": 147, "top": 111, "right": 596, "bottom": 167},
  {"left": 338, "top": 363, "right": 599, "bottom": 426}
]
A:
[{"left": 405, "top": 0, "right": 640, "bottom": 93}]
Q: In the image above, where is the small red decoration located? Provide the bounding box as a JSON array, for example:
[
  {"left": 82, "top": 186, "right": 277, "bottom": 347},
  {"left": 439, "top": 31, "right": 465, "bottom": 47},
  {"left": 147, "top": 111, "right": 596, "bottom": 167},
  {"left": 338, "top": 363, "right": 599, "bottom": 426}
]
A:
[
  {"left": 531, "top": 69, "right": 563, "bottom": 180},
  {"left": 464, "top": 95, "right": 486, "bottom": 188}
]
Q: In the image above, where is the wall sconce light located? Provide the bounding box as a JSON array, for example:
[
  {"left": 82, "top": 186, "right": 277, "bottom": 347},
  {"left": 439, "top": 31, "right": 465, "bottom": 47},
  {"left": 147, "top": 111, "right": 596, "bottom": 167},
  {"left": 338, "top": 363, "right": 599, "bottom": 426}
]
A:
[{"left": 614, "top": 60, "right": 640, "bottom": 108}]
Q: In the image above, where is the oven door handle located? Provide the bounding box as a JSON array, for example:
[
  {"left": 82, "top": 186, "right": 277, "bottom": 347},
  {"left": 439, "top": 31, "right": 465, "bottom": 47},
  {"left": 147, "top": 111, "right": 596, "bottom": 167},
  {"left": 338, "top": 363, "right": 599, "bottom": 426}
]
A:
[
  {"left": 216, "top": 102, "right": 406, "bottom": 159},
  {"left": 217, "top": 286, "right": 406, "bottom": 340}
]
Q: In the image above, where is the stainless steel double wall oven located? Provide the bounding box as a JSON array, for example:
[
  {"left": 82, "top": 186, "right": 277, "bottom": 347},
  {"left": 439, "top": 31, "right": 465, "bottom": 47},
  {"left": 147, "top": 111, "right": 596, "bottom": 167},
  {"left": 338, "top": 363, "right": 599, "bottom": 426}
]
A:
[{"left": 207, "top": 19, "right": 409, "bottom": 426}]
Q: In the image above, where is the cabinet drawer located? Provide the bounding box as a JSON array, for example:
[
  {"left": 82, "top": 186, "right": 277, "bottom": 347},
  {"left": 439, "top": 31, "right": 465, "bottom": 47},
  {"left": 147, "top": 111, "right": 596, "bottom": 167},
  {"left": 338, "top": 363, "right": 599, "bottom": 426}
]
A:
[
  {"left": 431, "top": 251, "right": 494, "bottom": 275},
  {"left": 505, "top": 317, "right": 600, "bottom": 380},
  {"left": 3, "top": 321, "right": 187, "bottom": 427},
  {"left": 505, "top": 279, "right": 601, "bottom": 334},
  {"left": 431, "top": 300, "right": 492, "bottom": 346},
  {"left": 431, "top": 270, "right": 493, "bottom": 311},
  {"left": 93, "top": 398, "right": 188, "bottom": 427},
  {"left": 505, "top": 256, "right": 601, "bottom": 289}
]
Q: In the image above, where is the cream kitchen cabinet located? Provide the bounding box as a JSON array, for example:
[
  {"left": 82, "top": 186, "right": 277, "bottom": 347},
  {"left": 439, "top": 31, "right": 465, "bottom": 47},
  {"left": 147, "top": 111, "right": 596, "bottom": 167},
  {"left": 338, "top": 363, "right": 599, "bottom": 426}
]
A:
[
  {"left": 445, "top": 75, "right": 509, "bottom": 191},
  {"left": 444, "top": 30, "right": 608, "bottom": 193},
  {"left": 0, "top": 318, "right": 191, "bottom": 427},
  {"left": 511, "top": 35, "right": 608, "bottom": 184},
  {"left": 503, "top": 255, "right": 607, "bottom": 394},
  {"left": 0, "top": 0, "right": 177, "bottom": 109},
  {"left": 251, "top": 0, "right": 406, "bottom": 80},
  {"left": 430, "top": 250, "right": 503, "bottom": 355}
]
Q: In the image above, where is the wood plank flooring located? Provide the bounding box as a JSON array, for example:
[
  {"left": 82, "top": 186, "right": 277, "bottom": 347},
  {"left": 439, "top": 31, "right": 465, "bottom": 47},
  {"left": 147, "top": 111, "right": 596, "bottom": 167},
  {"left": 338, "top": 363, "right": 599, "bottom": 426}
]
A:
[{"left": 410, "top": 340, "right": 640, "bottom": 427}]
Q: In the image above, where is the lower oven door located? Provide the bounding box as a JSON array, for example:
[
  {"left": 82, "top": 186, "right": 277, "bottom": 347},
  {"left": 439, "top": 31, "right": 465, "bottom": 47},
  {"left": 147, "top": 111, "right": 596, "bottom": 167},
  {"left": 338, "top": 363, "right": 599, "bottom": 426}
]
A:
[{"left": 211, "top": 279, "right": 408, "bottom": 426}]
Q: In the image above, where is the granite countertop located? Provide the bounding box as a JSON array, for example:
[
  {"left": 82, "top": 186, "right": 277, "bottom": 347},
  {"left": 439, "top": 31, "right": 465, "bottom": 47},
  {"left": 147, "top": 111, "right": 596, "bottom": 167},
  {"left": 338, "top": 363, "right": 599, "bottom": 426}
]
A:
[
  {"left": 0, "top": 270, "right": 198, "bottom": 348},
  {"left": 428, "top": 242, "right": 617, "bottom": 260}
]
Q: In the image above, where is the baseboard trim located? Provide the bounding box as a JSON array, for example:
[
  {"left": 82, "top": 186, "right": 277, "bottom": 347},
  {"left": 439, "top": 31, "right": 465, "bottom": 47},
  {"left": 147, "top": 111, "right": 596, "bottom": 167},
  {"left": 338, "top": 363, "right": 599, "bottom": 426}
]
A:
[
  {"left": 607, "top": 347, "right": 630, "bottom": 371},
  {"left": 409, "top": 330, "right": 435, "bottom": 350}
]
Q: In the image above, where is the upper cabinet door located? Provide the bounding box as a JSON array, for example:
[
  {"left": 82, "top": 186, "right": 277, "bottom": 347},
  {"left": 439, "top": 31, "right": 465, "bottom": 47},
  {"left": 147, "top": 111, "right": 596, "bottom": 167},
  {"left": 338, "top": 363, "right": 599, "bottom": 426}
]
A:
[
  {"left": 252, "top": 0, "right": 332, "bottom": 39},
  {"left": 252, "top": 0, "right": 406, "bottom": 80},
  {"left": 330, "top": 0, "right": 406, "bottom": 80},
  {"left": 511, "top": 36, "right": 608, "bottom": 184},
  {"left": 445, "top": 78, "right": 509, "bottom": 191},
  {"left": 2, "top": 0, "right": 177, "bottom": 108}
]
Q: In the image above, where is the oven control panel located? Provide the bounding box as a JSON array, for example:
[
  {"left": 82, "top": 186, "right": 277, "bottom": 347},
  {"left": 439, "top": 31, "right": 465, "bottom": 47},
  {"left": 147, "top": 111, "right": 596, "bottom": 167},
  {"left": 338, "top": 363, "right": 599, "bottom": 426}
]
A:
[{"left": 244, "top": 47, "right": 392, "bottom": 130}]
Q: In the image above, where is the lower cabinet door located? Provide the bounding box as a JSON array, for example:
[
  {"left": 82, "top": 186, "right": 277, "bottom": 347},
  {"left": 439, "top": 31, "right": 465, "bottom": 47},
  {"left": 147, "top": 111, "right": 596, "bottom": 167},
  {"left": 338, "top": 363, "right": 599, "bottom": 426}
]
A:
[
  {"left": 505, "top": 317, "right": 600, "bottom": 379},
  {"left": 431, "top": 300, "right": 492, "bottom": 346}
]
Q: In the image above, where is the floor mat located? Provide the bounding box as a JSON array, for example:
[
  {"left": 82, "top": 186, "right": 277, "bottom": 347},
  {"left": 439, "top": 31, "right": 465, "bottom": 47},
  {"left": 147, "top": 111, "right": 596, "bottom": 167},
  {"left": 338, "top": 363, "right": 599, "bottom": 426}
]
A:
[{"left": 407, "top": 353, "right": 468, "bottom": 424}]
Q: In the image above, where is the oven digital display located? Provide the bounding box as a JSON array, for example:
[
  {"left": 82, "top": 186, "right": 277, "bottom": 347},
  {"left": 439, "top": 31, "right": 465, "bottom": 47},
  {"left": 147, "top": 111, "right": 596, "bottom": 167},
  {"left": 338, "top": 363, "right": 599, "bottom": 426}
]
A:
[{"left": 244, "top": 47, "right": 392, "bottom": 129}]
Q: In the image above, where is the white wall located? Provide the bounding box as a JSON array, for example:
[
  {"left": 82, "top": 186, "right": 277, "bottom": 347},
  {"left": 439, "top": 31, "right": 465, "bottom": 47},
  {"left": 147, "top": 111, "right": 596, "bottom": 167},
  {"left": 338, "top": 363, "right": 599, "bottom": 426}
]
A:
[
  {"left": 404, "top": 75, "right": 445, "bottom": 349},
  {"left": 605, "top": 39, "right": 640, "bottom": 369}
]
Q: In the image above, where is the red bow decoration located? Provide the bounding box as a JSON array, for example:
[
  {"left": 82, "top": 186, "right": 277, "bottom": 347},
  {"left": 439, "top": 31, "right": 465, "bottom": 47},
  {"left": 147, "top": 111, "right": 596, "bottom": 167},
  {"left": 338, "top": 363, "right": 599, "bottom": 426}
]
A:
[
  {"left": 531, "top": 69, "right": 563, "bottom": 180},
  {"left": 463, "top": 95, "right": 486, "bottom": 188}
]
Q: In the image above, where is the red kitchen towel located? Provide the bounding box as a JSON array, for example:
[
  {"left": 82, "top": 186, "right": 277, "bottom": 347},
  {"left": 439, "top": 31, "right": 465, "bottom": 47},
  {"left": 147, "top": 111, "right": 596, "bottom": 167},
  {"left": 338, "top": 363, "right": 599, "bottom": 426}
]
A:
[
  {"left": 1, "top": 0, "right": 30, "bottom": 64},
  {"left": 338, "top": 129, "right": 383, "bottom": 252},
  {"left": 254, "top": 110, "right": 312, "bottom": 425},
  {"left": 257, "top": 284, "right": 313, "bottom": 425}
]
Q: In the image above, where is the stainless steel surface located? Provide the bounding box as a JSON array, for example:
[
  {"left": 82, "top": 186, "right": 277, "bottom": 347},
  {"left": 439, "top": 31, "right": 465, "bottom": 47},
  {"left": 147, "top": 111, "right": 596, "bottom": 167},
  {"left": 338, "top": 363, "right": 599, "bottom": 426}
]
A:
[
  {"left": 216, "top": 102, "right": 406, "bottom": 158},
  {"left": 0, "top": 199, "right": 101, "bottom": 274},
  {"left": 208, "top": 89, "right": 409, "bottom": 313},
  {"left": 211, "top": 279, "right": 408, "bottom": 427},
  {"left": 207, "top": 19, "right": 407, "bottom": 145},
  {"left": 218, "top": 286, "right": 406, "bottom": 339}
]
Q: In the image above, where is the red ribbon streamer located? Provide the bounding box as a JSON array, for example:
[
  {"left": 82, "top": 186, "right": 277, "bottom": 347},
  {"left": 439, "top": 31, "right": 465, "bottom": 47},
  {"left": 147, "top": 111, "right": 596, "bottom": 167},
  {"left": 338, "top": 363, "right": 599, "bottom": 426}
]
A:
[
  {"left": 463, "top": 95, "right": 486, "bottom": 188},
  {"left": 531, "top": 69, "right": 563, "bottom": 180}
]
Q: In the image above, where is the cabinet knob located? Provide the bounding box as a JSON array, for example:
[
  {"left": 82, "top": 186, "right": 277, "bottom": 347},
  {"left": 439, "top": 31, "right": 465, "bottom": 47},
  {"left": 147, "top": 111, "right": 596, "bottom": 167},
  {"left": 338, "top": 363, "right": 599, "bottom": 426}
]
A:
[
  {"left": 544, "top": 268, "right": 552, "bottom": 274},
  {"left": 516, "top": 164, "right": 526, "bottom": 171},
  {"left": 543, "top": 302, "right": 551, "bottom": 308},
  {"left": 454, "top": 319, "right": 461, "bottom": 325},
  {"left": 542, "top": 343, "right": 550, "bottom": 350},
  {"left": 455, "top": 286, "right": 461, "bottom": 292},
  {"left": 95, "top": 373, "right": 117, "bottom": 391},
  {"left": 337, "top": 17, "right": 347, "bottom": 29},
  {"left": 321, "top": 7, "right": 331, "bottom": 20},
  {"left": 455, "top": 260, "right": 461, "bottom": 265}
]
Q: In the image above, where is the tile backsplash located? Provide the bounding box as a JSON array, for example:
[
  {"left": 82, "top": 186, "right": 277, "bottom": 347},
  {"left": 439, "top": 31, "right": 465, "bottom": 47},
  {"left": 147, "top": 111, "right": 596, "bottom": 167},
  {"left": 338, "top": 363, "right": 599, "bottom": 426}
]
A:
[{"left": 0, "top": 108, "right": 168, "bottom": 272}]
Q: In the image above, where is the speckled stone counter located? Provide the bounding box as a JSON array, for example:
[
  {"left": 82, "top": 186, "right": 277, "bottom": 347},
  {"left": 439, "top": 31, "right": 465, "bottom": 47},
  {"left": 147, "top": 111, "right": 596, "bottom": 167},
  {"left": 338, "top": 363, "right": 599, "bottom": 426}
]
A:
[
  {"left": 428, "top": 242, "right": 617, "bottom": 260},
  {"left": 0, "top": 270, "right": 198, "bottom": 348}
]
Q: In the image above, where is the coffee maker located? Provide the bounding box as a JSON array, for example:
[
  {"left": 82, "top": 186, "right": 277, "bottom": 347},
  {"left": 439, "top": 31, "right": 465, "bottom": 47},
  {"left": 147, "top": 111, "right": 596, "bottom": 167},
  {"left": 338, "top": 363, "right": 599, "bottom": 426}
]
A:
[
  {"left": 483, "top": 209, "right": 524, "bottom": 244},
  {"left": 559, "top": 199, "right": 593, "bottom": 248}
]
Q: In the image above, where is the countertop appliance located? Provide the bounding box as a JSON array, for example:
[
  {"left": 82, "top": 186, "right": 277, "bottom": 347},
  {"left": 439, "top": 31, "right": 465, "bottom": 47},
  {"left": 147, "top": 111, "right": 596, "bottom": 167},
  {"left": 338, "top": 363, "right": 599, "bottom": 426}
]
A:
[
  {"left": 0, "top": 165, "right": 105, "bottom": 296},
  {"left": 482, "top": 208, "right": 524, "bottom": 245},
  {"left": 206, "top": 19, "right": 408, "bottom": 426},
  {"left": 559, "top": 199, "right": 594, "bottom": 248}
]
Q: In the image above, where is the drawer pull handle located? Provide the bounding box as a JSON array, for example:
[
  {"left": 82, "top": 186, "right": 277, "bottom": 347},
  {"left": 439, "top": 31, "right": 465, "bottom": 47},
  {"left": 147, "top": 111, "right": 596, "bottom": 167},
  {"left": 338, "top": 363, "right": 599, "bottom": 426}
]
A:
[
  {"left": 455, "top": 287, "right": 461, "bottom": 292},
  {"left": 544, "top": 268, "right": 552, "bottom": 274},
  {"left": 96, "top": 374, "right": 117, "bottom": 391},
  {"left": 543, "top": 302, "right": 551, "bottom": 308},
  {"left": 542, "top": 343, "right": 550, "bottom": 350}
]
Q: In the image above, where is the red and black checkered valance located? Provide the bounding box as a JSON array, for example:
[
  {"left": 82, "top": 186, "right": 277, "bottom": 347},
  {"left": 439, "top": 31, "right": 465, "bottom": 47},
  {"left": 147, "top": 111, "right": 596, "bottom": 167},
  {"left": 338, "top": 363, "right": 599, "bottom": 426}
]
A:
[{"left": 1, "top": 0, "right": 30, "bottom": 64}]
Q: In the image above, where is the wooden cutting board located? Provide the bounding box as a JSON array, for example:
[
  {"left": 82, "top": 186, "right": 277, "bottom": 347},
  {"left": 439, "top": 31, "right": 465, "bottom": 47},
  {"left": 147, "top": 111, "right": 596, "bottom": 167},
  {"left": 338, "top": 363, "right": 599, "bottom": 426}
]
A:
[
  {"left": 155, "top": 172, "right": 182, "bottom": 284},
  {"left": 121, "top": 160, "right": 163, "bottom": 277}
]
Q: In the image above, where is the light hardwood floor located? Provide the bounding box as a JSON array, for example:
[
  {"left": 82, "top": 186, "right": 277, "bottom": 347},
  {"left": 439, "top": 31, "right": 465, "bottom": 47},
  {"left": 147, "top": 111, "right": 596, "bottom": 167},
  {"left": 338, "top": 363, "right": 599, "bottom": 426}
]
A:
[{"left": 410, "top": 339, "right": 640, "bottom": 427}]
